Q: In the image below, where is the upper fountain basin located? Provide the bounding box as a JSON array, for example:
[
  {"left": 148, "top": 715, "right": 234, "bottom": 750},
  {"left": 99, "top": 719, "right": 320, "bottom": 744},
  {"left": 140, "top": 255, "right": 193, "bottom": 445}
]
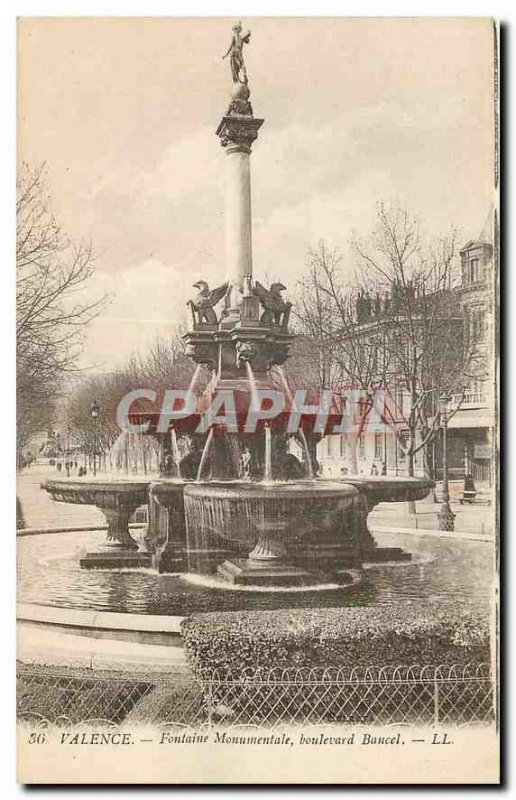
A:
[
  {"left": 42, "top": 478, "right": 151, "bottom": 504},
  {"left": 341, "top": 476, "right": 434, "bottom": 504}
]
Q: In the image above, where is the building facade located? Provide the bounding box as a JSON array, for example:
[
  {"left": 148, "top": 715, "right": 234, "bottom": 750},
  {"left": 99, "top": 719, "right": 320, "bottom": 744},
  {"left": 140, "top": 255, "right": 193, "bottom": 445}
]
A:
[{"left": 317, "top": 233, "right": 497, "bottom": 484}]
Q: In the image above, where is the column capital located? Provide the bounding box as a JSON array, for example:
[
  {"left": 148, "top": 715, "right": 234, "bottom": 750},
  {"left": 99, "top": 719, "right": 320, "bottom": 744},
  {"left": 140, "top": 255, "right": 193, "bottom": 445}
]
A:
[{"left": 216, "top": 115, "right": 264, "bottom": 153}]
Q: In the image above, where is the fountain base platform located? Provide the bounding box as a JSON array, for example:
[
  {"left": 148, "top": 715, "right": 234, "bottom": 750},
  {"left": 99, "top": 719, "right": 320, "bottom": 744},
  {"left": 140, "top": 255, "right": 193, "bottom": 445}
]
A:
[{"left": 217, "top": 558, "right": 321, "bottom": 587}]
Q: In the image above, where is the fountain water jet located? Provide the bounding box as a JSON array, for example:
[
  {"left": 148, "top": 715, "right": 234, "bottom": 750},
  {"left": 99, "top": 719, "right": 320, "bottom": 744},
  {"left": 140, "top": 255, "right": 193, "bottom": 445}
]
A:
[
  {"left": 186, "top": 362, "right": 203, "bottom": 396},
  {"left": 298, "top": 428, "right": 314, "bottom": 479},
  {"left": 263, "top": 424, "right": 272, "bottom": 483},
  {"left": 196, "top": 427, "right": 214, "bottom": 481},
  {"left": 170, "top": 429, "right": 182, "bottom": 480}
]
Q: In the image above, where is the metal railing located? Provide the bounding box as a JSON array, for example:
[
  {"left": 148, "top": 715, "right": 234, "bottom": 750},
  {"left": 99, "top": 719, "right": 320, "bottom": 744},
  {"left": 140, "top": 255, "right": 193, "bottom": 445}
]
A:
[
  {"left": 451, "top": 392, "right": 487, "bottom": 407},
  {"left": 17, "top": 662, "right": 494, "bottom": 730}
]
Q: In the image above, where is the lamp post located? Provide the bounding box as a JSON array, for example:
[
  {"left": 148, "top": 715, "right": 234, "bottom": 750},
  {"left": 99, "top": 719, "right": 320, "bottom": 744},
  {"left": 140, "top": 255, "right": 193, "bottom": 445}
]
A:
[
  {"left": 66, "top": 425, "right": 71, "bottom": 477},
  {"left": 367, "top": 379, "right": 385, "bottom": 475},
  {"left": 437, "top": 392, "right": 455, "bottom": 531},
  {"left": 55, "top": 431, "right": 60, "bottom": 470},
  {"left": 91, "top": 400, "right": 100, "bottom": 477}
]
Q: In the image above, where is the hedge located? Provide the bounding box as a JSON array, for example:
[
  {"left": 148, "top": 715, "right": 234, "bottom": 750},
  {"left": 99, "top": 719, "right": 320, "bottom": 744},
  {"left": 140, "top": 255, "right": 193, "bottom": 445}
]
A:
[{"left": 181, "top": 605, "right": 490, "bottom": 676}]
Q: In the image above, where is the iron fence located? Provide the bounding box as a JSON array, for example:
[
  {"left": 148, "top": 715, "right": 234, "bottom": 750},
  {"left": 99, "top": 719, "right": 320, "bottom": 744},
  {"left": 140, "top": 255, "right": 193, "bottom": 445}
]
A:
[{"left": 17, "top": 662, "right": 494, "bottom": 730}]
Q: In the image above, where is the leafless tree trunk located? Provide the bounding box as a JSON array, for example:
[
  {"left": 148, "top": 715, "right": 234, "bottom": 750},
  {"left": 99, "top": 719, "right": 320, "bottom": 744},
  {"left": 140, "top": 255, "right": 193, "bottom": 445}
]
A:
[
  {"left": 294, "top": 206, "right": 485, "bottom": 501},
  {"left": 16, "top": 162, "right": 105, "bottom": 458}
]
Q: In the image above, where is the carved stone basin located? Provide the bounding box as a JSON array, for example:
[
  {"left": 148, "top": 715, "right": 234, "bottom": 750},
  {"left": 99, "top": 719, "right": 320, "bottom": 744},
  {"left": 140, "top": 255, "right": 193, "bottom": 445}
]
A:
[
  {"left": 184, "top": 480, "right": 361, "bottom": 585},
  {"left": 42, "top": 479, "right": 150, "bottom": 550},
  {"left": 335, "top": 476, "right": 435, "bottom": 562},
  {"left": 341, "top": 476, "right": 434, "bottom": 505}
]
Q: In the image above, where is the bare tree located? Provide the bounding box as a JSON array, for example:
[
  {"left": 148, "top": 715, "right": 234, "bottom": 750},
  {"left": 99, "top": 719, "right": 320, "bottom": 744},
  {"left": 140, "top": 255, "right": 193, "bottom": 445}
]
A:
[
  {"left": 294, "top": 243, "right": 344, "bottom": 392},
  {"left": 17, "top": 163, "right": 105, "bottom": 456},
  {"left": 125, "top": 327, "right": 197, "bottom": 395},
  {"left": 295, "top": 207, "right": 484, "bottom": 495},
  {"left": 62, "top": 328, "right": 200, "bottom": 468},
  {"left": 352, "top": 202, "right": 484, "bottom": 489},
  {"left": 294, "top": 241, "right": 391, "bottom": 471},
  {"left": 62, "top": 370, "right": 142, "bottom": 470}
]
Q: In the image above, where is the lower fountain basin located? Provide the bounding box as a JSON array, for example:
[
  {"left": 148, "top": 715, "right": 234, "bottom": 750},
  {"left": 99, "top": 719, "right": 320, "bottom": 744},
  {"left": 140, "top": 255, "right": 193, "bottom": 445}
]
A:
[
  {"left": 184, "top": 480, "right": 361, "bottom": 585},
  {"left": 40, "top": 474, "right": 435, "bottom": 579}
]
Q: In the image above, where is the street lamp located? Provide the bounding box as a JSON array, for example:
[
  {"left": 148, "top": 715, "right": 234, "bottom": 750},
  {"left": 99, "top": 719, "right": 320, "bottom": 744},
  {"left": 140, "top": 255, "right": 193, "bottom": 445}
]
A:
[
  {"left": 66, "top": 424, "right": 71, "bottom": 477},
  {"left": 90, "top": 400, "right": 100, "bottom": 477},
  {"left": 55, "top": 431, "right": 61, "bottom": 470},
  {"left": 437, "top": 392, "right": 455, "bottom": 531}
]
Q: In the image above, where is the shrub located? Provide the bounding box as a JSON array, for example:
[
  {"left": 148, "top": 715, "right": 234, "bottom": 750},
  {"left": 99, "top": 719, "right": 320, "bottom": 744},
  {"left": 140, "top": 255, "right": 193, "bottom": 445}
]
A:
[{"left": 181, "top": 605, "right": 490, "bottom": 676}]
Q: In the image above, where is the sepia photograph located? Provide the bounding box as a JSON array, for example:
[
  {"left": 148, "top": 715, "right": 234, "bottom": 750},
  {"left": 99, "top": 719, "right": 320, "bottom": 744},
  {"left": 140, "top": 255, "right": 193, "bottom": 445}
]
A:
[{"left": 14, "top": 13, "right": 499, "bottom": 785}]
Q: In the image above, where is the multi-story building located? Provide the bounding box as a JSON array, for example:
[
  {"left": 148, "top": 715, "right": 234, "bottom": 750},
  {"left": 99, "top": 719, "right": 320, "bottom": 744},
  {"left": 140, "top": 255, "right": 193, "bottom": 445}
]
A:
[
  {"left": 441, "top": 235, "right": 496, "bottom": 483},
  {"left": 317, "top": 227, "right": 497, "bottom": 485}
]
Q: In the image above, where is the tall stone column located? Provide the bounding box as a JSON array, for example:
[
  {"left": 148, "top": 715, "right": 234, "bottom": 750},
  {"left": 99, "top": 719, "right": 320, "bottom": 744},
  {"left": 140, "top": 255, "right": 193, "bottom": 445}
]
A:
[
  {"left": 216, "top": 83, "right": 263, "bottom": 323},
  {"left": 225, "top": 146, "right": 252, "bottom": 287}
]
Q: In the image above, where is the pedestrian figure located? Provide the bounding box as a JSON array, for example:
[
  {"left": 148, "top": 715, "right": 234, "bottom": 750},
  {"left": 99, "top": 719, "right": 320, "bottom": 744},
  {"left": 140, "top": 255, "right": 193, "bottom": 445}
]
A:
[{"left": 460, "top": 473, "right": 477, "bottom": 504}]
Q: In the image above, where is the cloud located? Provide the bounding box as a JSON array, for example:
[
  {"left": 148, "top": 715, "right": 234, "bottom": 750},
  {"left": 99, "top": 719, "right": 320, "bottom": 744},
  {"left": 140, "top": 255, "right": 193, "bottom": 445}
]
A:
[
  {"left": 79, "top": 258, "right": 191, "bottom": 370},
  {"left": 130, "top": 126, "right": 221, "bottom": 206}
]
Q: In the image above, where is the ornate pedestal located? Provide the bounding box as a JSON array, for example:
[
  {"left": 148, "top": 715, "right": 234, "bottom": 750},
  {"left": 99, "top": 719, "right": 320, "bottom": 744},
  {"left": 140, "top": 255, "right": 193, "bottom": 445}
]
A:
[
  {"left": 343, "top": 477, "right": 435, "bottom": 563},
  {"left": 147, "top": 480, "right": 188, "bottom": 573},
  {"left": 217, "top": 520, "right": 317, "bottom": 587}
]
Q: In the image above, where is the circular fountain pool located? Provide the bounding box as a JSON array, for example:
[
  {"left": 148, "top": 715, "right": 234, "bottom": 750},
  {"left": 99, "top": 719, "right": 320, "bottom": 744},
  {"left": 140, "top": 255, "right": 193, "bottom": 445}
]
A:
[{"left": 18, "top": 528, "right": 494, "bottom": 617}]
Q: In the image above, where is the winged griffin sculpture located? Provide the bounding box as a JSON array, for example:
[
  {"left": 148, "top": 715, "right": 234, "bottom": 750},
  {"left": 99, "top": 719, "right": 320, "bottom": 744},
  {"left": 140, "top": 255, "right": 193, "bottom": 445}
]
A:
[
  {"left": 188, "top": 281, "right": 228, "bottom": 326},
  {"left": 252, "top": 281, "right": 292, "bottom": 328}
]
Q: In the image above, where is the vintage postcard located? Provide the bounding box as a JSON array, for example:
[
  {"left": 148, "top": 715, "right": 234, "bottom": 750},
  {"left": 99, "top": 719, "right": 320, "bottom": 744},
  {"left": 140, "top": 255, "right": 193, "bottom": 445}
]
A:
[{"left": 16, "top": 16, "right": 499, "bottom": 784}]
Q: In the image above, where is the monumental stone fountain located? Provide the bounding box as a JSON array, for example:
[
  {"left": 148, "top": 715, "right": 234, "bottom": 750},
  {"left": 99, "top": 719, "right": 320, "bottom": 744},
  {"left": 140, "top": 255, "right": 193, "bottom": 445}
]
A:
[{"left": 43, "top": 23, "right": 433, "bottom": 587}]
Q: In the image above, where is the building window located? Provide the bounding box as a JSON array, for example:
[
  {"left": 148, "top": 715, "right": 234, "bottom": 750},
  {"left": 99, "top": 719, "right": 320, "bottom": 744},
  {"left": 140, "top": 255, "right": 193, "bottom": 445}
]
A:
[
  {"left": 397, "top": 430, "right": 409, "bottom": 462},
  {"left": 358, "top": 434, "right": 365, "bottom": 459},
  {"left": 374, "top": 432, "right": 383, "bottom": 459},
  {"left": 469, "top": 258, "right": 480, "bottom": 283},
  {"left": 471, "top": 308, "right": 485, "bottom": 340},
  {"left": 356, "top": 398, "right": 366, "bottom": 421},
  {"left": 395, "top": 386, "right": 404, "bottom": 417}
]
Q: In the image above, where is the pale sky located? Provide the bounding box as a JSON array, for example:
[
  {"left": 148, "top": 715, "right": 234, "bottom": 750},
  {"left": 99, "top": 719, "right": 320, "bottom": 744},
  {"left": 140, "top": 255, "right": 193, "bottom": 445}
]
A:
[{"left": 18, "top": 17, "right": 495, "bottom": 371}]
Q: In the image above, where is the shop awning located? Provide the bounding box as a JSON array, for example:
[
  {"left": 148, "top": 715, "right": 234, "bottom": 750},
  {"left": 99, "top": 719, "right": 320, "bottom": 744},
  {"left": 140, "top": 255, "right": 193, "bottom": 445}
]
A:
[{"left": 448, "top": 412, "right": 493, "bottom": 430}]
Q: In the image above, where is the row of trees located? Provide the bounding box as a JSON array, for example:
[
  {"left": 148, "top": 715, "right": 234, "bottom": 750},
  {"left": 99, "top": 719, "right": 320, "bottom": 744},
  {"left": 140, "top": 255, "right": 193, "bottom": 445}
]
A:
[
  {"left": 59, "top": 331, "right": 198, "bottom": 460},
  {"left": 16, "top": 163, "right": 104, "bottom": 460},
  {"left": 16, "top": 162, "right": 201, "bottom": 465},
  {"left": 292, "top": 203, "right": 486, "bottom": 479}
]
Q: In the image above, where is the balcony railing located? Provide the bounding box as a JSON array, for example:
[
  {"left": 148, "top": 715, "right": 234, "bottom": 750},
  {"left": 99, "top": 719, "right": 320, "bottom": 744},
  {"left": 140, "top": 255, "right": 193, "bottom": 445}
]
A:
[{"left": 451, "top": 392, "right": 486, "bottom": 408}]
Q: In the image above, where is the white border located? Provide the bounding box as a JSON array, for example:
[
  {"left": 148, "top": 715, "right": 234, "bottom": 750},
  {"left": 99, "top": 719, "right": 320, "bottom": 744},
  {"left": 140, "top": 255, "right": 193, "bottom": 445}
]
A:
[{"left": 1, "top": 2, "right": 510, "bottom": 797}]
